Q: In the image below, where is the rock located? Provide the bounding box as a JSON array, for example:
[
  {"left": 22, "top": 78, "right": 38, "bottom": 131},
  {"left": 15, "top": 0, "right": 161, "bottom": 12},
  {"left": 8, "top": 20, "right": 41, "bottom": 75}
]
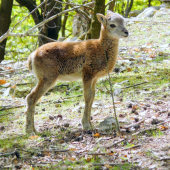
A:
[
  {"left": 1, "top": 83, "right": 11, "bottom": 88},
  {"left": 64, "top": 37, "right": 79, "bottom": 42},
  {"left": 151, "top": 6, "right": 161, "bottom": 10},
  {"left": 163, "top": 60, "right": 170, "bottom": 64},
  {"left": 58, "top": 37, "right": 66, "bottom": 42},
  {"left": 3, "top": 87, "right": 14, "bottom": 96},
  {"left": 160, "top": 3, "right": 170, "bottom": 9},
  {"left": 166, "top": 31, "right": 170, "bottom": 36},
  {"left": 114, "top": 88, "right": 122, "bottom": 96},
  {"left": 161, "top": 145, "right": 170, "bottom": 151},
  {"left": 98, "top": 117, "right": 117, "bottom": 131},
  {"left": 137, "top": 7, "right": 157, "bottom": 18},
  {"left": 117, "top": 60, "right": 132, "bottom": 66},
  {"left": 0, "top": 126, "right": 5, "bottom": 130},
  {"left": 14, "top": 87, "right": 31, "bottom": 98},
  {"left": 153, "top": 11, "right": 167, "bottom": 18},
  {"left": 0, "top": 60, "right": 15, "bottom": 65},
  {"left": 49, "top": 115, "right": 54, "bottom": 120},
  {"left": 129, "top": 9, "right": 144, "bottom": 17},
  {"left": 55, "top": 103, "right": 62, "bottom": 107}
]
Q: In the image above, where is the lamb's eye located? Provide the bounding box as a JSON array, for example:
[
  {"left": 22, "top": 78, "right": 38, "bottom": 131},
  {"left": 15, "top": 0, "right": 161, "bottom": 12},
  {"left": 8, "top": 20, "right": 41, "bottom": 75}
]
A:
[{"left": 110, "top": 24, "right": 116, "bottom": 28}]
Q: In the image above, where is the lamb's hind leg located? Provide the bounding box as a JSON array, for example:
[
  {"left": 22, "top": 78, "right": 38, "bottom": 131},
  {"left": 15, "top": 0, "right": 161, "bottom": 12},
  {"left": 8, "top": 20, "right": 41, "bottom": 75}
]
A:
[{"left": 26, "top": 78, "right": 57, "bottom": 134}]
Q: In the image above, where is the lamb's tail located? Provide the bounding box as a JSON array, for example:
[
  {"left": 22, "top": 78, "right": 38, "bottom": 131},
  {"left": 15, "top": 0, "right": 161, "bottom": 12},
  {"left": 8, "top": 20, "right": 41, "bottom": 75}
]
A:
[{"left": 28, "top": 51, "right": 36, "bottom": 71}]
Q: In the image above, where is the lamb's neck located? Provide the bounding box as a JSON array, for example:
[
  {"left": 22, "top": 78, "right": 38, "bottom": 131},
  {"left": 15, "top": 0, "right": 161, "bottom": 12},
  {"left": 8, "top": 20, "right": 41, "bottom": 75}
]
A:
[{"left": 99, "top": 31, "right": 119, "bottom": 60}]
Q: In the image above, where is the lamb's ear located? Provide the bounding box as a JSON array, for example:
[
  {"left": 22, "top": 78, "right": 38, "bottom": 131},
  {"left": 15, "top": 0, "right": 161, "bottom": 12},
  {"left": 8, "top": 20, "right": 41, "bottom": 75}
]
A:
[
  {"left": 107, "top": 10, "right": 114, "bottom": 15},
  {"left": 96, "top": 13, "right": 106, "bottom": 26}
]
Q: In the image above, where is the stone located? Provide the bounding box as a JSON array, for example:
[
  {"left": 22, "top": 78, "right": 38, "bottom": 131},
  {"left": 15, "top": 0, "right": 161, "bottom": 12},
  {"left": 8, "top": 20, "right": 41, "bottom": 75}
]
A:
[
  {"left": 98, "top": 116, "right": 117, "bottom": 131},
  {"left": 137, "top": 7, "right": 157, "bottom": 18},
  {"left": 14, "top": 87, "right": 31, "bottom": 98}
]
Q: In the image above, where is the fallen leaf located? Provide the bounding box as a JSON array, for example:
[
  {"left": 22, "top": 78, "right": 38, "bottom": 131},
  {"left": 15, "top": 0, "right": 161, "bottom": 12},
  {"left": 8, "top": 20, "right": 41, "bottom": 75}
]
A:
[
  {"left": 134, "top": 48, "right": 140, "bottom": 52},
  {"left": 43, "top": 151, "right": 50, "bottom": 156},
  {"left": 127, "top": 68, "right": 132, "bottom": 72},
  {"left": 85, "top": 157, "right": 92, "bottom": 162},
  {"left": 132, "top": 105, "right": 138, "bottom": 110},
  {"left": 93, "top": 133, "right": 100, "bottom": 137},
  {"left": 29, "top": 135, "right": 40, "bottom": 140},
  {"left": 158, "top": 125, "right": 168, "bottom": 131},
  {"left": 0, "top": 79, "right": 7, "bottom": 85},
  {"left": 5, "top": 67, "right": 11, "bottom": 70},
  {"left": 105, "top": 164, "right": 112, "bottom": 169},
  {"left": 11, "top": 85, "right": 16, "bottom": 89},
  {"left": 69, "top": 148, "right": 77, "bottom": 151},
  {"left": 69, "top": 157, "right": 75, "bottom": 161},
  {"left": 108, "top": 152, "right": 114, "bottom": 156}
]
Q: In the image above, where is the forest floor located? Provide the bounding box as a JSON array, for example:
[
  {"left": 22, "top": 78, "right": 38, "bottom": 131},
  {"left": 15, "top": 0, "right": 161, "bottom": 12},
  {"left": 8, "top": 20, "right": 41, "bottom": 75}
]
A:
[{"left": 0, "top": 12, "right": 170, "bottom": 170}]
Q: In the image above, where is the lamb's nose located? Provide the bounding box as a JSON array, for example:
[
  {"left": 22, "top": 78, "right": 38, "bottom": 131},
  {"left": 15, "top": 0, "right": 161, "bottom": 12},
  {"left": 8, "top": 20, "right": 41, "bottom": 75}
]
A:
[{"left": 125, "top": 31, "right": 128, "bottom": 36}]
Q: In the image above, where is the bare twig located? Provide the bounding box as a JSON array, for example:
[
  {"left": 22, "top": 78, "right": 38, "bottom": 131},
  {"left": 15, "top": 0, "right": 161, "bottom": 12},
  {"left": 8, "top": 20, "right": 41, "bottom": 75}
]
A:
[
  {"left": 157, "top": 157, "right": 170, "bottom": 161},
  {"left": 122, "top": 119, "right": 145, "bottom": 129},
  {"left": 0, "top": 104, "right": 25, "bottom": 111},
  {"left": 121, "top": 144, "right": 141, "bottom": 150},
  {"left": 132, "top": 127, "right": 157, "bottom": 136},
  {"left": 101, "top": 43, "right": 120, "bottom": 134},
  {"left": 0, "top": 149, "right": 19, "bottom": 158},
  {"left": 93, "top": 163, "right": 139, "bottom": 167},
  {"left": 156, "top": 119, "right": 170, "bottom": 126},
  {"left": 88, "top": 152, "right": 107, "bottom": 155},
  {"left": 106, "top": 138, "right": 126, "bottom": 148},
  {"left": 0, "top": 2, "right": 94, "bottom": 43},
  {"left": 122, "top": 81, "right": 148, "bottom": 89},
  {"left": 11, "top": 1, "right": 46, "bottom": 32}
]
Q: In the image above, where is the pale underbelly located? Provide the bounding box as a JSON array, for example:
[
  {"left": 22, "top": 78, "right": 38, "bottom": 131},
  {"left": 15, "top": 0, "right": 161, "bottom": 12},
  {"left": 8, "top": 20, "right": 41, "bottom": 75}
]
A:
[{"left": 58, "top": 72, "right": 82, "bottom": 81}]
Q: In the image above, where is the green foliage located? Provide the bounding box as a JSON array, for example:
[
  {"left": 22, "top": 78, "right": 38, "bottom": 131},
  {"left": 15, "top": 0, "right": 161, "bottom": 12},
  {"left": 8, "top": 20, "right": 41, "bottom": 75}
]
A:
[
  {"left": 4, "top": 0, "right": 163, "bottom": 61},
  {"left": 5, "top": 0, "right": 38, "bottom": 60}
]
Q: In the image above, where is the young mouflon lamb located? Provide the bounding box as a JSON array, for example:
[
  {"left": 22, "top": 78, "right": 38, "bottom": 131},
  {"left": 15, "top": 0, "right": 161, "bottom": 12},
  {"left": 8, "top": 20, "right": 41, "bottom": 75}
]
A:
[{"left": 26, "top": 10, "right": 128, "bottom": 134}]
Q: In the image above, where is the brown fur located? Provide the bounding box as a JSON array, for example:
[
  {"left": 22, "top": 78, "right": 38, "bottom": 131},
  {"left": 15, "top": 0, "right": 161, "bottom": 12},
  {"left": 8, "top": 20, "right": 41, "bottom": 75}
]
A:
[{"left": 25, "top": 11, "right": 128, "bottom": 134}]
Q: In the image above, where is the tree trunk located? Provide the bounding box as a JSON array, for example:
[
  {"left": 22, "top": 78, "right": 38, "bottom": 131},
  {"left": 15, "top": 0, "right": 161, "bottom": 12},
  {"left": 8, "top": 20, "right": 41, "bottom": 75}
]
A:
[
  {"left": 61, "top": 2, "right": 69, "bottom": 37},
  {"left": 91, "top": 0, "right": 105, "bottom": 39},
  {"left": 16, "top": 0, "right": 62, "bottom": 46},
  {"left": 125, "top": 0, "right": 133, "bottom": 18},
  {"left": 0, "top": 0, "right": 13, "bottom": 62},
  {"left": 148, "top": 0, "right": 152, "bottom": 7},
  {"left": 109, "top": 0, "right": 116, "bottom": 11}
]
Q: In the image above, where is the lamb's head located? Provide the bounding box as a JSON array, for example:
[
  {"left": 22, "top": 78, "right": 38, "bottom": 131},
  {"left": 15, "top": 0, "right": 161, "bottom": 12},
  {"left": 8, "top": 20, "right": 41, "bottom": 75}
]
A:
[{"left": 97, "top": 10, "right": 128, "bottom": 39}]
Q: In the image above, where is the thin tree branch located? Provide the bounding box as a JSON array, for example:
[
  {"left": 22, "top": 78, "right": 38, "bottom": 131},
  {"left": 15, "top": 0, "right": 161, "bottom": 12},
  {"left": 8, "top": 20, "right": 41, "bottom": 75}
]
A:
[
  {"left": 11, "top": 1, "right": 46, "bottom": 32},
  {"left": 0, "top": 2, "right": 94, "bottom": 43}
]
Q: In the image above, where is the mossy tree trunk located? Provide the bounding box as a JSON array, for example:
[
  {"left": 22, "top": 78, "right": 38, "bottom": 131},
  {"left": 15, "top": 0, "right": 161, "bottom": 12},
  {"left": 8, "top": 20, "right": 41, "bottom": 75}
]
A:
[
  {"left": 0, "top": 0, "right": 13, "bottom": 62},
  {"left": 16, "top": 0, "right": 62, "bottom": 46},
  {"left": 125, "top": 0, "right": 133, "bottom": 18},
  {"left": 91, "top": 0, "right": 105, "bottom": 39},
  {"left": 109, "top": 0, "right": 116, "bottom": 11}
]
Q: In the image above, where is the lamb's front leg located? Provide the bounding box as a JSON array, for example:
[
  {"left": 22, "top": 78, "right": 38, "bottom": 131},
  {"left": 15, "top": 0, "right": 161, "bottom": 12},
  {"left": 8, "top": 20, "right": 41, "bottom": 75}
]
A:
[{"left": 82, "top": 78, "right": 97, "bottom": 130}]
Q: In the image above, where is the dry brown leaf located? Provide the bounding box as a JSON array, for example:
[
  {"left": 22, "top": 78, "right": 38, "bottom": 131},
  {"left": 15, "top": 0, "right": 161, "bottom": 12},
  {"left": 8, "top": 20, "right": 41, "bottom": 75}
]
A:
[
  {"left": 43, "top": 151, "right": 50, "bottom": 156},
  {"left": 105, "top": 164, "right": 112, "bottom": 169},
  {"left": 0, "top": 79, "right": 7, "bottom": 85},
  {"left": 132, "top": 105, "right": 138, "bottom": 110},
  {"left": 134, "top": 48, "right": 140, "bottom": 52},
  {"left": 85, "top": 157, "right": 92, "bottom": 162},
  {"left": 69, "top": 148, "right": 77, "bottom": 151},
  {"left": 93, "top": 133, "right": 100, "bottom": 137},
  {"left": 11, "top": 85, "right": 16, "bottom": 89},
  {"left": 158, "top": 125, "right": 168, "bottom": 131},
  {"left": 29, "top": 135, "right": 40, "bottom": 140},
  {"left": 69, "top": 157, "right": 75, "bottom": 161}
]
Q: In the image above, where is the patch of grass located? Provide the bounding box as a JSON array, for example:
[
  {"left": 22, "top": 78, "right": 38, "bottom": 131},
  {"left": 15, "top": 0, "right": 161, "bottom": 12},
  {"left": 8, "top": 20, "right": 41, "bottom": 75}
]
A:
[{"left": 0, "top": 135, "right": 28, "bottom": 150}]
